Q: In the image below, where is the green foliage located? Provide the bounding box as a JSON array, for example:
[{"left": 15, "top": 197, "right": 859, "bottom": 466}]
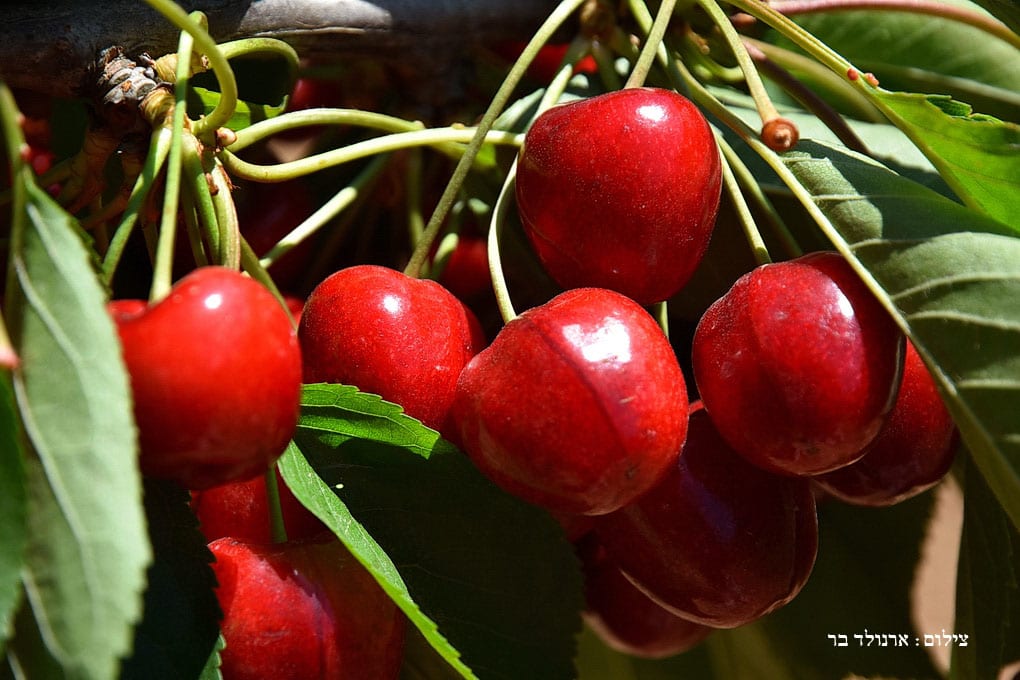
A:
[
  {"left": 0, "top": 377, "right": 25, "bottom": 650},
  {"left": 283, "top": 384, "right": 584, "bottom": 680},
  {"left": 2, "top": 175, "right": 150, "bottom": 678}
]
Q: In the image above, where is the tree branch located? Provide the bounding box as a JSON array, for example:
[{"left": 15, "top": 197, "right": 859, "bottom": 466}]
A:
[{"left": 0, "top": 0, "right": 563, "bottom": 99}]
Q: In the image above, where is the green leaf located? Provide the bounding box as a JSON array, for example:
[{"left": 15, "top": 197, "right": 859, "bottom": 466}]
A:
[
  {"left": 197, "top": 636, "right": 224, "bottom": 680},
  {"left": 785, "top": 10, "right": 1020, "bottom": 122},
  {"left": 777, "top": 139, "right": 1020, "bottom": 531},
  {"left": 5, "top": 177, "right": 150, "bottom": 679},
  {"left": 187, "top": 89, "right": 286, "bottom": 132},
  {"left": 868, "top": 90, "right": 1020, "bottom": 228},
  {"left": 0, "top": 375, "right": 26, "bottom": 650},
  {"left": 120, "top": 480, "right": 221, "bottom": 680},
  {"left": 951, "top": 457, "right": 1020, "bottom": 680},
  {"left": 282, "top": 383, "right": 584, "bottom": 680}
]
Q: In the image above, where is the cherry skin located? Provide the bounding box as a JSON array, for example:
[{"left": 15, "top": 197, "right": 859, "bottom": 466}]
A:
[
  {"left": 515, "top": 87, "right": 722, "bottom": 305},
  {"left": 298, "top": 265, "right": 485, "bottom": 437},
  {"left": 577, "top": 534, "right": 712, "bottom": 659},
  {"left": 452, "top": 287, "right": 689, "bottom": 516},
  {"left": 191, "top": 469, "right": 326, "bottom": 544},
  {"left": 813, "top": 340, "right": 958, "bottom": 506},
  {"left": 111, "top": 267, "right": 302, "bottom": 489},
  {"left": 692, "top": 251, "right": 904, "bottom": 476},
  {"left": 593, "top": 402, "right": 818, "bottom": 628},
  {"left": 209, "top": 536, "right": 406, "bottom": 680}
]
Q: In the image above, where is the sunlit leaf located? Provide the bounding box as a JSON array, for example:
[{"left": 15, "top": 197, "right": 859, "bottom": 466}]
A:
[
  {"left": 869, "top": 90, "right": 1020, "bottom": 228},
  {"left": 0, "top": 376, "right": 26, "bottom": 650},
  {"left": 5, "top": 176, "right": 149, "bottom": 679}
]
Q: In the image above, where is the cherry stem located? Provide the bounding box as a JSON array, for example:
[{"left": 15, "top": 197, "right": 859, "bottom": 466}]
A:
[
  {"left": 716, "top": 135, "right": 802, "bottom": 259},
  {"left": 229, "top": 109, "right": 427, "bottom": 151},
  {"left": 143, "top": 1, "right": 238, "bottom": 141},
  {"left": 264, "top": 466, "right": 289, "bottom": 544},
  {"left": 102, "top": 126, "right": 173, "bottom": 288},
  {"left": 208, "top": 157, "right": 241, "bottom": 269},
  {"left": 694, "top": 0, "right": 800, "bottom": 151},
  {"left": 624, "top": 0, "right": 678, "bottom": 89},
  {"left": 220, "top": 128, "right": 522, "bottom": 184},
  {"left": 259, "top": 154, "right": 390, "bottom": 271},
  {"left": 766, "top": 0, "right": 1020, "bottom": 50},
  {"left": 654, "top": 301, "right": 670, "bottom": 340},
  {"left": 150, "top": 17, "right": 198, "bottom": 304},
  {"left": 182, "top": 133, "right": 222, "bottom": 260},
  {"left": 401, "top": 0, "right": 590, "bottom": 280},
  {"left": 717, "top": 134, "right": 772, "bottom": 265}
]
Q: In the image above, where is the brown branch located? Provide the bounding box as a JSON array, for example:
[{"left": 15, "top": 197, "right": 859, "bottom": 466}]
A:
[{"left": 0, "top": 0, "right": 563, "bottom": 99}]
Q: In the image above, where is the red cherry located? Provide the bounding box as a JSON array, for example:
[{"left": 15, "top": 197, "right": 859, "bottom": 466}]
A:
[
  {"left": 452, "top": 287, "right": 688, "bottom": 516},
  {"left": 436, "top": 235, "right": 491, "bottom": 305},
  {"left": 813, "top": 341, "right": 958, "bottom": 506},
  {"left": 594, "top": 402, "right": 818, "bottom": 628},
  {"left": 111, "top": 267, "right": 302, "bottom": 489},
  {"left": 191, "top": 469, "right": 326, "bottom": 544},
  {"left": 578, "top": 535, "right": 712, "bottom": 659},
  {"left": 209, "top": 536, "right": 406, "bottom": 680},
  {"left": 515, "top": 88, "right": 722, "bottom": 305},
  {"left": 298, "top": 265, "right": 485, "bottom": 437},
  {"left": 692, "top": 251, "right": 903, "bottom": 476}
]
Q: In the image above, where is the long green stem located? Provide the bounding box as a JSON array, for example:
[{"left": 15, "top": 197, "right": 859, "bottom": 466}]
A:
[
  {"left": 182, "top": 134, "right": 221, "bottom": 260},
  {"left": 221, "top": 128, "right": 522, "bottom": 183},
  {"left": 230, "top": 109, "right": 427, "bottom": 151},
  {"left": 624, "top": 0, "right": 678, "bottom": 88},
  {"left": 143, "top": 1, "right": 237, "bottom": 138},
  {"left": 487, "top": 162, "right": 520, "bottom": 323},
  {"left": 717, "top": 135, "right": 772, "bottom": 265},
  {"left": 102, "top": 127, "right": 173, "bottom": 285},
  {"left": 150, "top": 18, "right": 198, "bottom": 304},
  {"left": 259, "top": 154, "right": 390, "bottom": 270},
  {"left": 401, "top": 0, "right": 589, "bottom": 279}
]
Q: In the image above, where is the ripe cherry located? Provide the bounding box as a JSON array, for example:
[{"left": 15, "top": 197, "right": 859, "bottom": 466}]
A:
[
  {"left": 298, "top": 265, "right": 485, "bottom": 437},
  {"left": 515, "top": 87, "right": 722, "bottom": 305},
  {"left": 593, "top": 402, "right": 818, "bottom": 628},
  {"left": 209, "top": 536, "right": 406, "bottom": 680},
  {"left": 692, "top": 251, "right": 903, "bottom": 476},
  {"left": 452, "top": 287, "right": 688, "bottom": 516},
  {"left": 111, "top": 267, "right": 302, "bottom": 489},
  {"left": 191, "top": 469, "right": 325, "bottom": 544},
  {"left": 577, "top": 534, "right": 712, "bottom": 659},
  {"left": 813, "top": 340, "right": 958, "bottom": 506}
]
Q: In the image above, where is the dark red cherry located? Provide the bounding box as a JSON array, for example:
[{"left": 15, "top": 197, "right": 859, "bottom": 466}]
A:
[
  {"left": 209, "top": 536, "right": 406, "bottom": 680},
  {"left": 298, "top": 265, "right": 485, "bottom": 437},
  {"left": 813, "top": 340, "right": 958, "bottom": 506},
  {"left": 578, "top": 534, "right": 712, "bottom": 659},
  {"left": 515, "top": 87, "right": 722, "bottom": 305},
  {"left": 594, "top": 402, "right": 818, "bottom": 628},
  {"left": 111, "top": 267, "right": 302, "bottom": 489},
  {"left": 692, "top": 251, "right": 904, "bottom": 476},
  {"left": 452, "top": 287, "right": 688, "bottom": 516}
]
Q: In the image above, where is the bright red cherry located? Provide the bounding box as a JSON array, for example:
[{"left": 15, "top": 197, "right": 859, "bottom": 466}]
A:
[
  {"left": 515, "top": 87, "right": 722, "bottom": 305},
  {"left": 577, "top": 535, "right": 712, "bottom": 659},
  {"left": 813, "top": 340, "right": 958, "bottom": 506},
  {"left": 298, "top": 265, "right": 485, "bottom": 437},
  {"left": 191, "top": 469, "right": 326, "bottom": 544},
  {"left": 594, "top": 402, "right": 818, "bottom": 628},
  {"left": 111, "top": 267, "right": 302, "bottom": 489},
  {"left": 209, "top": 536, "right": 406, "bottom": 680},
  {"left": 692, "top": 251, "right": 904, "bottom": 476},
  {"left": 452, "top": 287, "right": 688, "bottom": 516}
]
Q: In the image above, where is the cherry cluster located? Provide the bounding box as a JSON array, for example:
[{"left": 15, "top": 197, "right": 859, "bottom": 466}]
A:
[{"left": 101, "top": 84, "right": 958, "bottom": 675}]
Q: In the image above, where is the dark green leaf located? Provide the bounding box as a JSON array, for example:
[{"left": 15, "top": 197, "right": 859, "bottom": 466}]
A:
[
  {"left": 120, "top": 480, "right": 221, "bottom": 680},
  {"left": 0, "top": 376, "right": 26, "bottom": 650},
  {"left": 283, "top": 383, "right": 584, "bottom": 680},
  {"left": 951, "top": 458, "right": 1020, "bottom": 680},
  {"left": 5, "top": 177, "right": 150, "bottom": 679},
  {"left": 779, "top": 139, "right": 1020, "bottom": 531}
]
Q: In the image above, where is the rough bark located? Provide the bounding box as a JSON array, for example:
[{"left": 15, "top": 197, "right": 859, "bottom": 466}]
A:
[{"left": 0, "top": 0, "right": 563, "bottom": 100}]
